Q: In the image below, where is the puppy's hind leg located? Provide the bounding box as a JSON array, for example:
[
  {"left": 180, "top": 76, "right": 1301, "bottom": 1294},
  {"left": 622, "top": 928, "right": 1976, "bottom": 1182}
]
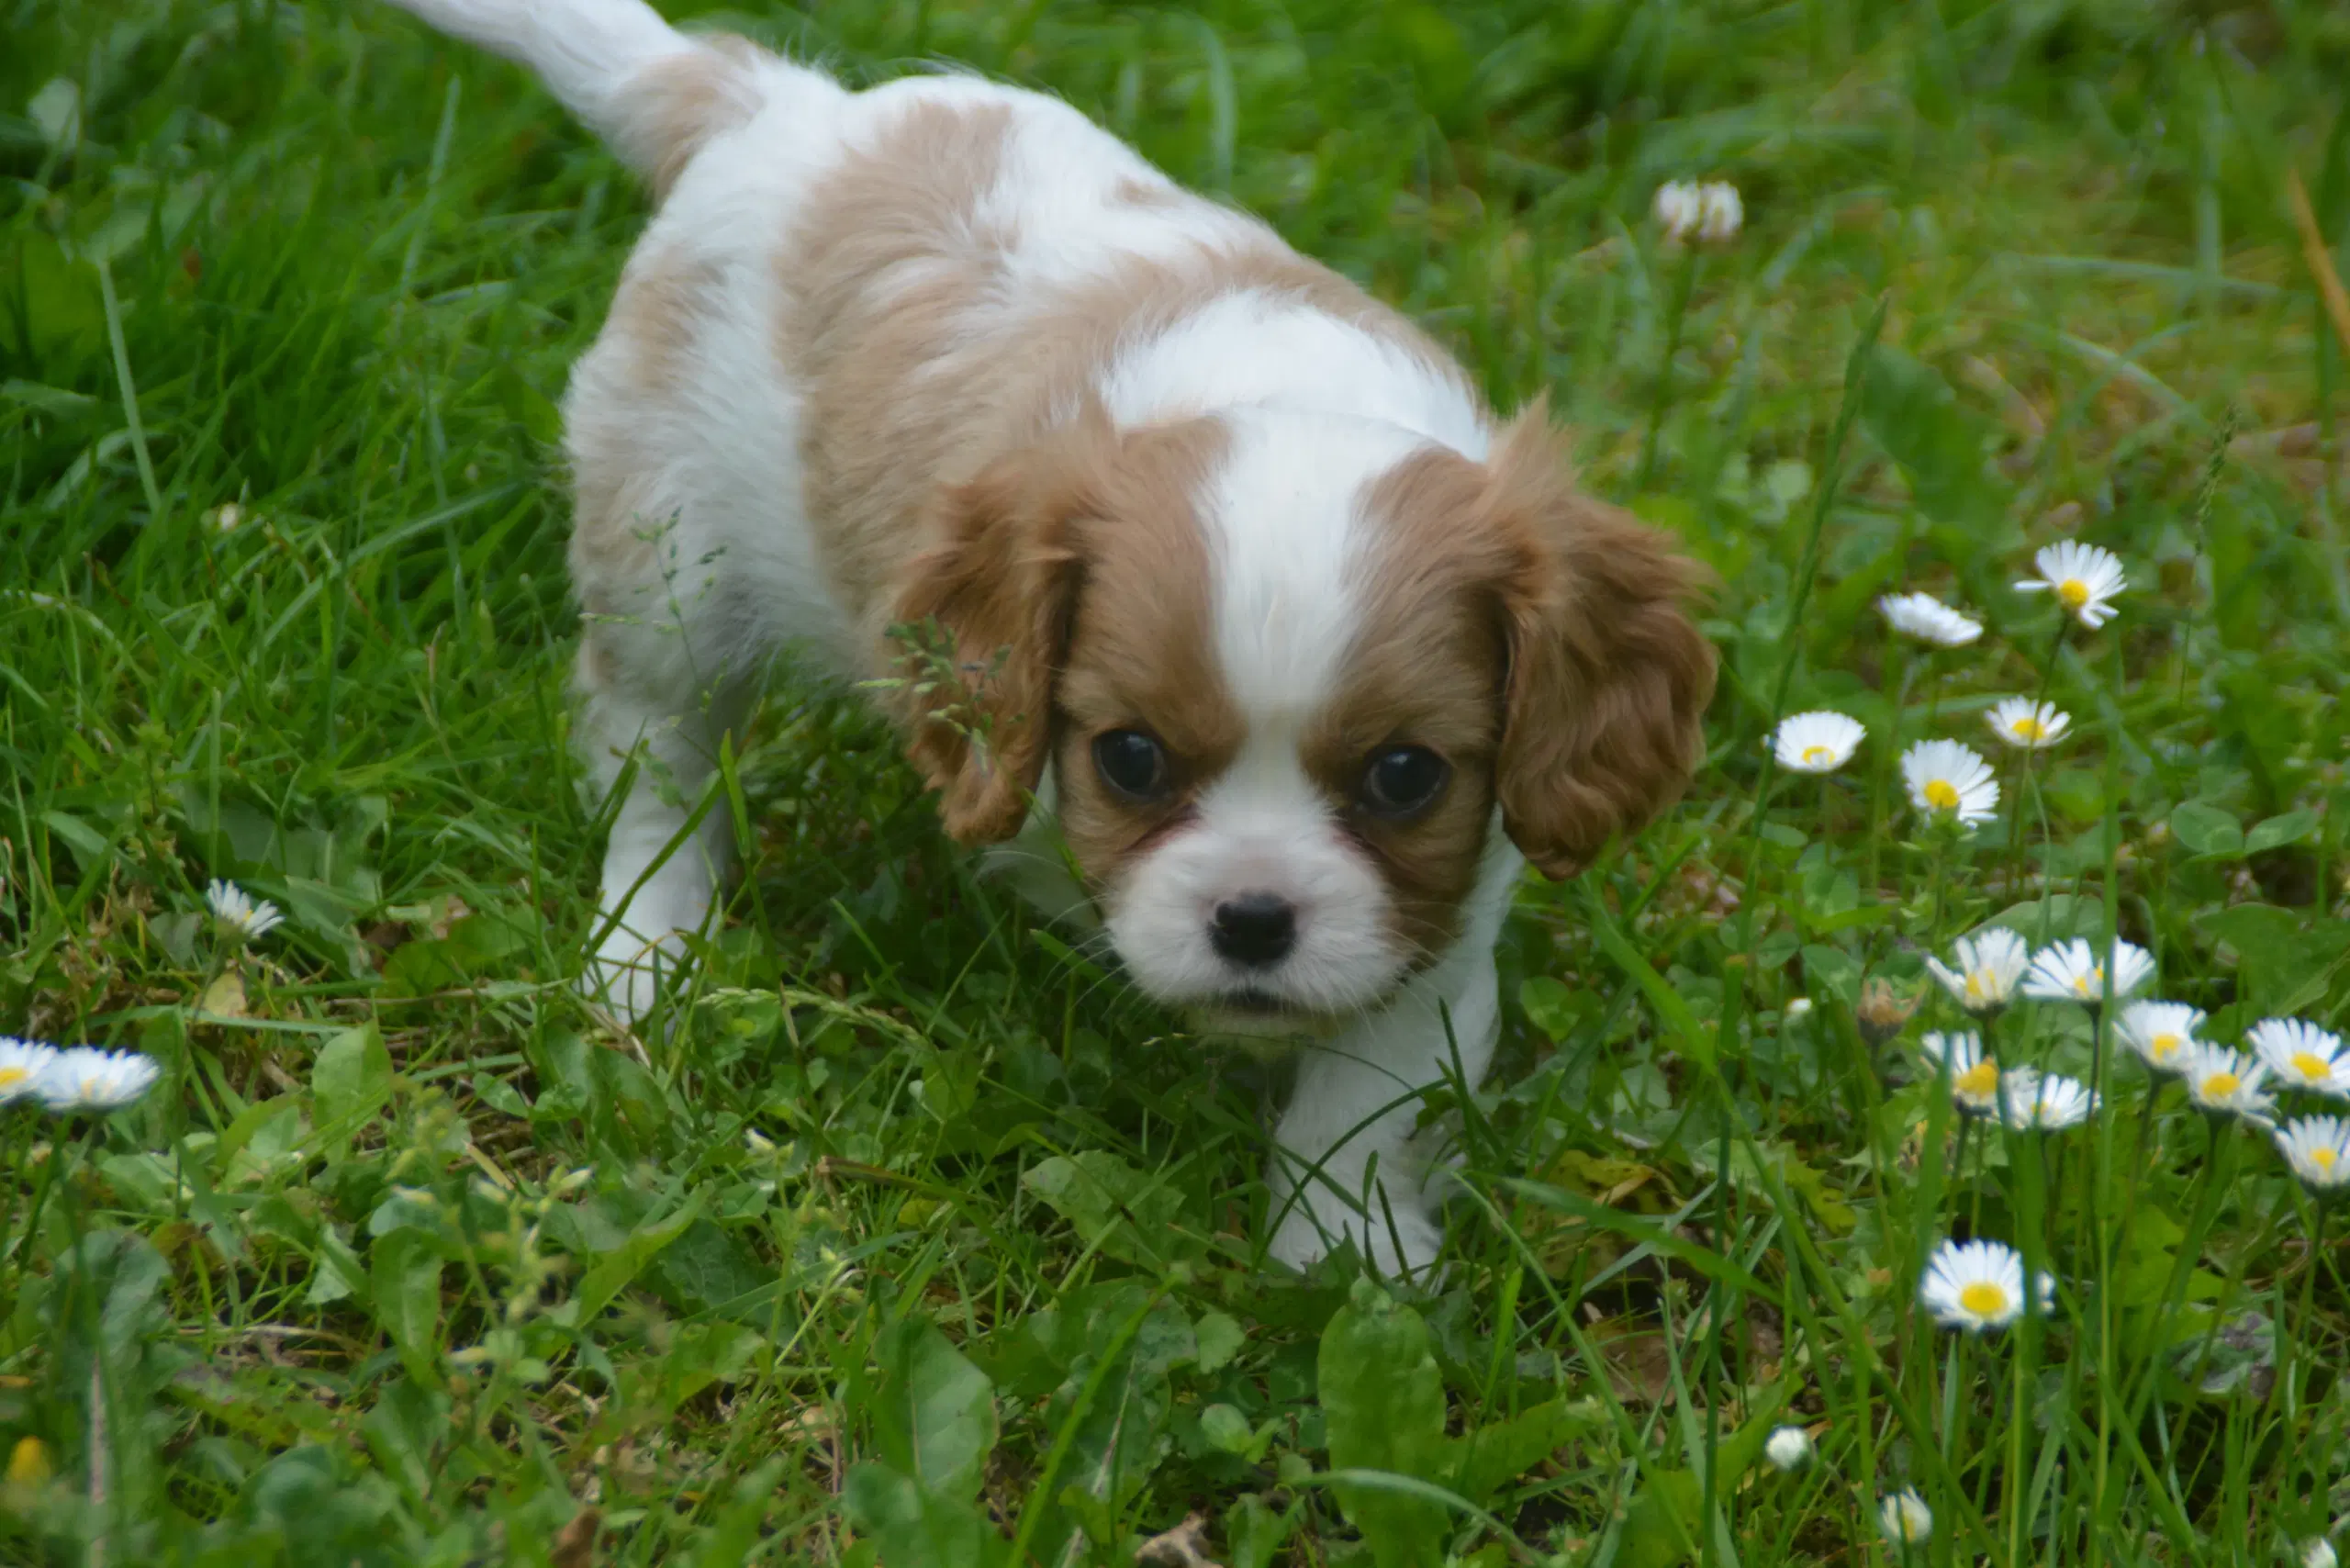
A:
[{"left": 574, "top": 603, "right": 755, "bottom": 1025}]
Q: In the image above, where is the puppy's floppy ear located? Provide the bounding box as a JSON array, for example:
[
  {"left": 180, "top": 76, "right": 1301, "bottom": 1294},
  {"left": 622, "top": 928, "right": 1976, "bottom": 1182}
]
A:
[
  {"left": 892, "top": 411, "right": 1112, "bottom": 844},
  {"left": 1483, "top": 399, "right": 1718, "bottom": 879}
]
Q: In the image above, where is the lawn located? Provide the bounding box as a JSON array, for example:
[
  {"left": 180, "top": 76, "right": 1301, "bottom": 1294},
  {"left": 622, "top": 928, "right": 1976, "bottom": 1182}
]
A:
[{"left": 6, "top": 0, "right": 2350, "bottom": 1562}]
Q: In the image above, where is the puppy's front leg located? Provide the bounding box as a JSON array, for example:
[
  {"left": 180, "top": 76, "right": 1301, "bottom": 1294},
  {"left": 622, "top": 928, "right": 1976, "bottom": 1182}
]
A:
[
  {"left": 576, "top": 617, "right": 752, "bottom": 1023},
  {"left": 1265, "top": 946, "right": 1499, "bottom": 1279}
]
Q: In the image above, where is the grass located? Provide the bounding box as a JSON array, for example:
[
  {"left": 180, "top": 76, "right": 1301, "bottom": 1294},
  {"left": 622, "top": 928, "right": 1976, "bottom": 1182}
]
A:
[{"left": 5, "top": 0, "right": 2350, "bottom": 1562}]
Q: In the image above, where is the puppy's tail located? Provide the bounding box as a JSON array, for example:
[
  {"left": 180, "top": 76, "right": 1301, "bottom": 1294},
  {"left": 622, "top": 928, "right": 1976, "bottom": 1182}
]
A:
[{"left": 383, "top": 0, "right": 779, "bottom": 196}]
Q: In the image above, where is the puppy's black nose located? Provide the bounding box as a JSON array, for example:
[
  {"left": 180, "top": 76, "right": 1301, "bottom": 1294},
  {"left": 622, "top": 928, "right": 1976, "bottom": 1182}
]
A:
[{"left": 1210, "top": 893, "right": 1296, "bottom": 969}]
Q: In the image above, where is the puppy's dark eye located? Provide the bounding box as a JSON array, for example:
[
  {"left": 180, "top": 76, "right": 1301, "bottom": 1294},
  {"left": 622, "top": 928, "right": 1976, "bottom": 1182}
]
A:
[
  {"left": 1360, "top": 745, "right": 1449, "bottom": 819},
  {"left": 1092, "top": 728, "right": 1171, "bottom": 801}
]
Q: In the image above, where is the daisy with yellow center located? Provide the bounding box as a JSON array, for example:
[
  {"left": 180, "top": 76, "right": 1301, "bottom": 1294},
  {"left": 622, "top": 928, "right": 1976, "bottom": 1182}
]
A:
[
  {"left": 2020, "top": 937, "right": 2155, "bottom": 1006},
  {"left": 1770, "top": 710, "right": 1865, "bottom": 775},
  {"left": 1998, "top": 1067, "right": 2099, "bottom": 1131},
  {"left": 1877, "top": 591, "right": 1983, "bottom": 647},
  {"left": 1878, "top": 1489, "right": 1934, "bottom": 1544},
  {"left": 30, "top": 1047, "right": 161, "bottom": 1114},
  {"left": 2116, "top": 1001, "right": 2204, "bottom": 1075},
  {"left": 1923, "top": 927, "right": 2029, "bottom": 1014},
  {"left": 0, "top": 1037, "right": 60, "bottom": 1105},
  {"left": 1919, "top": 1237, "right": 2053, "bottom": 1332},
  {"left": 2273, "top": 1115, "right": 2350, "bottom": 1193},
  {"left": 2014, "top": 540, "right": 2126, "bottom": 630},
  {"left": 1985, "top": 697, "right": 2071, "bottom": 751},
  {"left": 1900, "top": 739, "right": 1998, "bottom": 826},
  {"left": 2247, "top": 1018, "right": 2350, "bottom": 1102},
  {"left": 2179, "top": 1042, "right": 2275, "bottom": 1125},
  {"left": 1919, "top": 1030, "right": 1999, "bottom": 1114},
  {"left": 207, "top": 878, "right": 285, "bottom": 943}
]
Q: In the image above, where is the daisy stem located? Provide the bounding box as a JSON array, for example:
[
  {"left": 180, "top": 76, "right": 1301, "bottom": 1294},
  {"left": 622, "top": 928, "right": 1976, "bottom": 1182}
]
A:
[
  {"left": 1939, "top": 1327, "right": 1968, "bottom": 1462},
  {"left": 2009, "top": 1311, "right": 2032, "bottom": 1568},
  {"left": 1869, "top": 645, "right": 1917, "bottom": 892},
  {"left": 3, "top": 1110, "right": 73, "bottom": 1316},
  {"left": 2105, "top": 1086, "right": 2163, "bottom": 1301},
  {"left": 2121, "top": 1120, "right": 2235, "bottom": 1426},
  {"left": 2007, "top": 622, "right": 2067, "bottom": 892},
  {"left": 1927, "top": 834, "right": 1953, "bottom": 946},
  {"left": 1634, "top": 245, "right": 1699, "bottom": 494}
]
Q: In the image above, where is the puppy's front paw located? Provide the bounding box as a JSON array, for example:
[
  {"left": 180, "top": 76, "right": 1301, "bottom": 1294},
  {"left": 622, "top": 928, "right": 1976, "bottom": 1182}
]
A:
[
  {"left": 1268, "top": 1191, "right": 1444, "bottom": 1282},
  {"left": 585, "top": 931, "right": 685, "bottom": 1025}
]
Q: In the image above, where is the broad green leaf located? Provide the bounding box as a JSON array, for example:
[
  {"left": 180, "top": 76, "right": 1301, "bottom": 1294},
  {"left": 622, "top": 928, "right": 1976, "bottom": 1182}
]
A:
[
  {"left": 370, "top": 1228, "right": 443, "bottom": 1386},
  {"left": 1798, "top": 944, "right": 1861, "bottom": 1008},
  {"left": 1617, "top": 1467, "right": 1705, "bottom": 1568},
  {"left": 863, "top": 1317, "right": 999, "bottom": 1501},
  {"left": 1317, "top": 1277, "right": 1452, "bottom": 1567},
  {"left": 1979, "top": 893, "right": 2105, "bottom": 945},
  {"left": 1518, "top": 975, "right": 1584, "bottom": 1042},
  {"left": 1021, "top": 1150, "right": 1187, "bottom": 1271},
  {"left": 569, "top": 1190, "right": 706, "bottom": 1322},
  {"left": 2168, "top": 801, "right": 2244, "bottom": 858},
  {"left": 1860, "top": 346, "right": 1997, "bottom": 527},
  {"left": 842, "top": 1466, "right": 1006, "bottom": 1568},
  {"left": 1193, "top": 1310, "right": 1245, "bottom": 1373},
  {"left": 1447, "top": 1398, "right": 1602, "bottom": 1508},
  {"left": 2203, "top": 905, "right": 2350, "bottom": 1016},
  {"left": 312, "top": 1025, "right": 392, "bottom": 1154},
  {"left": 1200, "top": 1403, "right": 1255, "bottom": 1454},
  {"left": 2245, "top": 808, "right": 2321, "bottom": 855},
  {"left": 1224, "top": 1493, "right": 1298, "bottom": 1568}
]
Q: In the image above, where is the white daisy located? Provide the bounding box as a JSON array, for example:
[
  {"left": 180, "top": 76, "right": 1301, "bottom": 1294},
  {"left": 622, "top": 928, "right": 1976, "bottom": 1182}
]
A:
[
  {"left": 1771, "top": 710, "right": 1866, "bottom": 775},
  {"left": 1878, "top": 1489, "right": 1934, "bottom": 1545},
  {"left": 1785, "top": 997, "right": 1814, "bottom": 1019},
  {"left": 1762, "top": 1425, "right": 1812, "bottom": 1471},
  {"left": 206, "top": 878, "right": 285, "bottom": 942},
  {"left": 2020, "top": 937, "right": 2155, "bottom": 1007},
  {"left": 2115, "top": 1001, "right": 2204, "bottom": 1075},
  {"left": 1998, "top": 1067, "right": 2098, "bottom": 1131},
  {"left": 2273, "top": 1116, "right": 2350, "bottom": 1193},
  {"left": 1877, "top": 591, "right": 1983, "bottom": 647},
  {"left": 1985, "top": 697, "right": 2071, "bottom": 751},
  {"left": 2247, "top": 1018, "right": 2350, "bottom": 1101},
  {"left": 1695, "top": 181, "right": 1743, "bottom": 242},
  {"left": 1924, "top": 927, "right": 2030, "bottom": 1014},
  {"left": 2014, "top": 540, "right": 2126, "bottom": 630},
  {"left": 1919, "top": 1238, "right": 2052, "bottom": 1332},
  {"left": 2179, "top": 1043, "right": 2276, "bottom": 1125},
  {"left": 0, "top": 1037, "right": 61, "bottom": 1105},
  {"left": 32, "top": 1047, "right": 162, "bottom": 1114},
  {"left": 1652, "top": 181, "right": 1703, "bottom": 241},
  {"left": 1900, "top": 739, "right": 1999, "bottom": 827},
  {"left": 1919, "top": 1031, "right": 2001, "bottom": 1114}
]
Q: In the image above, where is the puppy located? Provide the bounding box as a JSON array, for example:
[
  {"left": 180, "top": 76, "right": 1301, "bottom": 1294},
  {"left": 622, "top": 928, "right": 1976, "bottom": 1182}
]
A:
[{"left": 382, "top": 0, "right": 1716, "bottom": 1275}]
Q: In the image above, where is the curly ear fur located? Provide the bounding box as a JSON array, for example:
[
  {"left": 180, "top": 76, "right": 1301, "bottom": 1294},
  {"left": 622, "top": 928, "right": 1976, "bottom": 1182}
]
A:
[
  {"left": 1485, "top": 401, "right": 1718, "bottom": 879},
  {"left": 890, "top": 416, "right": 1113, "bottom": 844}
]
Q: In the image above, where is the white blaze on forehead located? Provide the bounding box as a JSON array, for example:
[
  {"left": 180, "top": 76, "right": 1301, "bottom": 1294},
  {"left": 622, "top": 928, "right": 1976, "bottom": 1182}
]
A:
[{"left": 1202, "top": 410, "right": 1432, "bottom": 722}]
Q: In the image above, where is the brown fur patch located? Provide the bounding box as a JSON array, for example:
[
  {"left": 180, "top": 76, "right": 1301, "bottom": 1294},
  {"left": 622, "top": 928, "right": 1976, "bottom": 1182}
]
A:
[
  {"left": 1333, "top": 414, "right": 1714, "bottom": 936},
  {"left": 567, "top": 244, "right": 725, "bottom": 615},
  {"left": 623, "top": 39, "right": 768, "bottom": 201},
  {"left": 1481, "top": 403, "right": 1718, "bottom": 877},
  {"left": 892, "top": 412, "right": 1233, "bottom": 846},
  {"left": 1047, "top": 420, "right": 1239, "bottom": 878},
  {"left": 1315, "top": 450, "right": 1516, "bottom": 961}
]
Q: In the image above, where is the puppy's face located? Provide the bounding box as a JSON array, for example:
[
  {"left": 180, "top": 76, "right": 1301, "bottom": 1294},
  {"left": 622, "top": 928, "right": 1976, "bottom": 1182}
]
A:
[{"left": 896, "top": 404, "right": 1716, "bottom": 1025}]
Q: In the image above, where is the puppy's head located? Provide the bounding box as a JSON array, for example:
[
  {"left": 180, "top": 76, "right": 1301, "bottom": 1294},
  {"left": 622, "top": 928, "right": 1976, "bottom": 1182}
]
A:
[{"left": 894, "top": 399, "right": 1715, "bottom": 1023}]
